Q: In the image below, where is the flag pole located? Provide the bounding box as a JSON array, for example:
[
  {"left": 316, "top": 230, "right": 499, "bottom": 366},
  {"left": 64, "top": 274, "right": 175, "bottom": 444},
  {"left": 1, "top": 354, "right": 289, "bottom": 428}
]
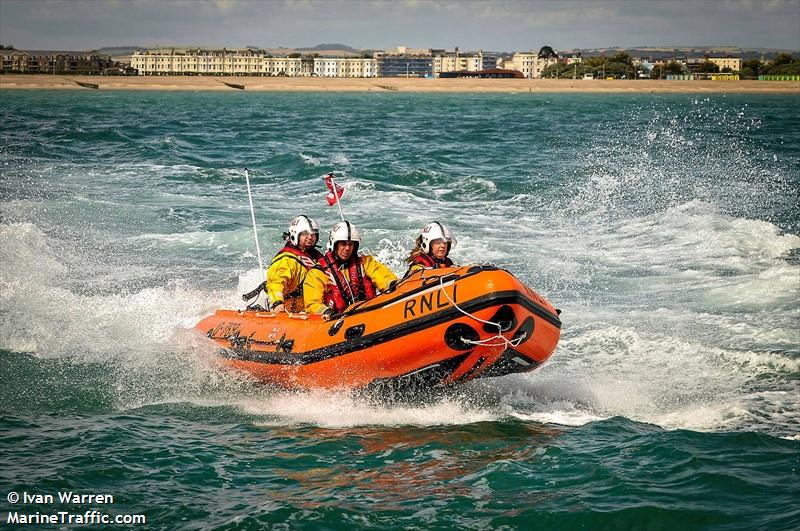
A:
[
  {"left": 328, "top": 173, "right": 346, "bottom": 221},
  {"left": 244, "top": 168, "right": 266, "bottom": 282}
]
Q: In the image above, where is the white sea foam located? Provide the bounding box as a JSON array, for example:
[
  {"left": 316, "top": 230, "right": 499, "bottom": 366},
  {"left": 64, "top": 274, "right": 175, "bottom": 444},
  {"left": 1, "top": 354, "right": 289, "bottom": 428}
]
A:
[
  {"left": 331, "top": 153, "right": 350, "bottom": 165},
  {"left": 5, "top": 192, "right": 796, "bottom": 435},
  {"left": 504, "top": 406, "right": 606, "bottom": 427},
  {"left": 2, "top": 132, "right": 798, "bottom": 438},
  {"left": 246, "top": 390, "right": 500, "bottom": 428},
  {"left": 300, "top": 153, "right": 320, "bottom": 166},
  {"left": 0, "top": 221, "right": 229, "bottom": 359},
  {"left": 479, "top": 308, "right": 799, "bottom": 435},
  {"left": 130, "top": 229, "right": 263, "bottom": 257}
]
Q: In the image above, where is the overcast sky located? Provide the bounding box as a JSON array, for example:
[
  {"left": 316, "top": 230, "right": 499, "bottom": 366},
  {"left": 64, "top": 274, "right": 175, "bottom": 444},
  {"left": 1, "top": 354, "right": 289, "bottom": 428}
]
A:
[{"left": 1, "top": 0, "right": 798, "bottom": 51}]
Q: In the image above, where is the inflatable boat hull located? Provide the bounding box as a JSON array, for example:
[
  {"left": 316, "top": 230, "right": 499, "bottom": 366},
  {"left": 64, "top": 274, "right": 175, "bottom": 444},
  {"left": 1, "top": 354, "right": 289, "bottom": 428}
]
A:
[{"left": 195, "top": 266, "right": 561, "bottom": 390}]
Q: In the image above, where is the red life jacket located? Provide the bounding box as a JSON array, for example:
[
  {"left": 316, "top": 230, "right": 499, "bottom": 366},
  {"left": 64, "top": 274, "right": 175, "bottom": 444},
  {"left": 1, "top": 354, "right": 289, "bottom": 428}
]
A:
[
  {"left": 412, "top": 253, "right": 453, "bottom": 269},
  {"left": 316, "top": 251, "right": 377, "bottom": 313},
  {"left": 273, "top": 244, "right": 323, "bottom": 270}
]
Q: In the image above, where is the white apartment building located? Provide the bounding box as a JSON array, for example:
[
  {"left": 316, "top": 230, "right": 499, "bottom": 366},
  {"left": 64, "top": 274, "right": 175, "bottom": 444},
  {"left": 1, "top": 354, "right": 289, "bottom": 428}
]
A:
[
  {"left": 343, "top": 58, "right": 377, "bottom": 78},
  {"left": 314, "top": 58, "right": 340, "bottom": 77},
  {"left": 131, "top": 49, "right": 377, "bottom": 77},
  {"left": 502, "top": 52, "right": 559, "bottom": 79},
  {"left": 262, "top": 57, "right": 304, "bottom": 76},
  {"left": 708, "top": 56, "right": 742, "bottom": 71},
  {"left": 313, "top": 57, "right": 378, "bottom": 77},
  {"left": 432, "top": 50, "right": 486, "bottom": 76},
  {"left": 131, "top": 49, "right": 257, "bottom": 75}
]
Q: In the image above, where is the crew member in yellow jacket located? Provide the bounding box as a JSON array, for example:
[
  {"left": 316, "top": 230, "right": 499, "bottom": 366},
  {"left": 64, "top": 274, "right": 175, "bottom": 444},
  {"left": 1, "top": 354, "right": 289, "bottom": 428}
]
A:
[
  {"left": 266, "top": 215, "right": 323, "bottom": 313},
  {"left": 304, "top": 220, "right": 398, "bottom": 319}
]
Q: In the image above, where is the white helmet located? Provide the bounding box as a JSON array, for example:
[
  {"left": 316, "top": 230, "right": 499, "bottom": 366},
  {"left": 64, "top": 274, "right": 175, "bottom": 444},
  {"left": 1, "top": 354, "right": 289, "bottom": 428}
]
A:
[
  {"left": 287, "top": 215, "right": 319, "bottom": 246},
  {"left": 327, "top": 220, "right": 362, "bottom": 252},
  {"left": 420, "top": 221, "right": 456, "bottom": 254}
]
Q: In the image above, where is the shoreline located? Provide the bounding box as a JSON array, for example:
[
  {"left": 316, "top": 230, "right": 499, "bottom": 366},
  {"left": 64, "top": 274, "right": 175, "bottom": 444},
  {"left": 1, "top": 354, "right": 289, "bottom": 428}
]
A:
[{"left": 1, "top": 74, "right": 798, "bottom": 93}]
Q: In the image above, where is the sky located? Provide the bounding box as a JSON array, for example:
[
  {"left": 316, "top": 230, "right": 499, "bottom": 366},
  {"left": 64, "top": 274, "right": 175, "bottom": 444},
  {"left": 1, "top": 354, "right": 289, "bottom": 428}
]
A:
[{"left": 1, "top": 0, "right": 798, "bottom": 52}]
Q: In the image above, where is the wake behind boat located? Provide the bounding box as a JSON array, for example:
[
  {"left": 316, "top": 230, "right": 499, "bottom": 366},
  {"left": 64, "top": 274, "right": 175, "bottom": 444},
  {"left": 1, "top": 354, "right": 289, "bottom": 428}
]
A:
[{"left": 195, "top": 265, "right": 561, "bottom": 390}]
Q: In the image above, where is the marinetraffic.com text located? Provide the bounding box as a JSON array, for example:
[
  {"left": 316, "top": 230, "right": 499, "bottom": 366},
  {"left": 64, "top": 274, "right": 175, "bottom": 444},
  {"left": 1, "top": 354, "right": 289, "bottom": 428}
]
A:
[{"left": 6, "top": 490, "right": 146, "bottom": 526}]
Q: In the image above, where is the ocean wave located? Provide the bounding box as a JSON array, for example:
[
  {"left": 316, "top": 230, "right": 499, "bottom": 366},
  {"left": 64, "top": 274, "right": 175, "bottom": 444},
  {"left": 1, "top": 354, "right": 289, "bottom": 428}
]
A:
[{"left": 1, "top": 92, "right": 797, "bottom": 440}]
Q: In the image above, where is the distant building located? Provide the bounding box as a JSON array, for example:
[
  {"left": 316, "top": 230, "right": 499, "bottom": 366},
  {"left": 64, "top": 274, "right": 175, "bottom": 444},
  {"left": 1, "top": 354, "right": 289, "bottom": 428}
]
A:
[
  {"left": 390, "top": 46, "right": 431, "bottom": 56},
  {"left": 262, "top": 57, "right": 303, "bottom": 77},
  {"left": 376, "top": 54, "right": 433, "bottom": 77},
  {"left": 130, "top": 49, "right": 376, "bottom": 77},
  {"left": 684, "top": 56, "right": 741, "bottom": 73},
  {"left": 708, "top": 56, "right": 742, "bottom": 71},
  {"left": 482, "top": 53, "right": 498, "bottom": 70},
  {"left": 131, "top": 48, "right": 264, "bottom": 75},
  {"left": 502, "top": 51, "right": 559, "bottom": 79},
  {"left": 1, "top": 50, "right": 115, "bottom": 74},
  {"left": 312, "top": 57, "right": 377, "bottom": 77},
  {"left": 639, "top": 60, "right": 658, "bottom": 73},
  {"left": 313, "top": 58, "right": 336, "bottom": 77},
  {"left": 431, "top": 48, "right": 497, "bottom": 77}
]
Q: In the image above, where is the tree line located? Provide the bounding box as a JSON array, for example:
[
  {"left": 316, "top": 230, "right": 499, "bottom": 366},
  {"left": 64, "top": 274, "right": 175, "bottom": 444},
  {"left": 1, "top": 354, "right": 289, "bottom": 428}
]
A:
[
  {"left": 540, "top": 51, "right": 799, "bottom": 79},
  {"left": 739, "top": 54, "right": 799, "bottom": 78}
]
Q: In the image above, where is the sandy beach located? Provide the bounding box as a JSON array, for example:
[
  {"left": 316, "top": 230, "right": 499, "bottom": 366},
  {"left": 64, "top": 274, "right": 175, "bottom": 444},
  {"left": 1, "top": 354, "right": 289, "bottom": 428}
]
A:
[{"left": 1, "top": 74, "right": 798, "bottom": 93}]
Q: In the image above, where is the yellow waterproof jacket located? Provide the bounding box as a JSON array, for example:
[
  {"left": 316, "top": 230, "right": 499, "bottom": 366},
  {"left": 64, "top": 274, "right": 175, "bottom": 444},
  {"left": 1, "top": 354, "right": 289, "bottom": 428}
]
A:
[
  {"left": 266, "top": 246, "right": 321, "bottom": 312},
  {"left": 304, "top": 254, "right": 398, "bottom": 315}
]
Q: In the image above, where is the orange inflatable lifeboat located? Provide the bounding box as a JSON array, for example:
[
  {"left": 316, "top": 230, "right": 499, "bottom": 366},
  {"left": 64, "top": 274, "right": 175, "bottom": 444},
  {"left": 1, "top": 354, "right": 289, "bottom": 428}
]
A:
[{"left": 195, "top": 265, "right": 561, "bottom": 390}]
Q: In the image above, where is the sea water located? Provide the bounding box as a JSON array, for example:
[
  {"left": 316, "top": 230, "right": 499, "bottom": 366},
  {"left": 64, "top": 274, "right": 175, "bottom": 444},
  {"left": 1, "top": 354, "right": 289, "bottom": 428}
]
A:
[{"left": 1, "top": 90, "right": 798, "bottom": 529}]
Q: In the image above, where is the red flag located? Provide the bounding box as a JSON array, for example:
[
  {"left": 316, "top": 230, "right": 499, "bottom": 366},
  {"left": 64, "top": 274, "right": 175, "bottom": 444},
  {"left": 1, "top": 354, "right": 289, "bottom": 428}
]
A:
[{"left": 325, "top": 173, "right": 345, "bottom": 206}]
